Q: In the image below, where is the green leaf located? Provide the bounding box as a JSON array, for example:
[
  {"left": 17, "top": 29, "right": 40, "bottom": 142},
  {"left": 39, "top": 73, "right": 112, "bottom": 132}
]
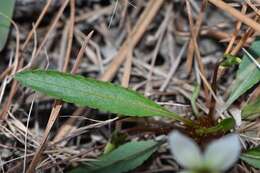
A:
[
  {"left": 0, "top": 0, "right": 15, "bottom": 51},
  {"left": 215, "top": 117, "right": 236, "bottom": 132},
  {"left": 15, "top": 70, "right": 182, "bottom": 119},
  {"left": 195, "top": 118, "right": 235, "bottom": 135},
  {"left": 240, "top": 147, "right": 260, "bottom": 169},
  {"left": 242, "top": 97, "right": 260, "bottom": 120},
  {"left": 221, "top": 54, "right": 241, "bottom": 67},
  {"left": 190, "top": 83, "right": 200, "bottom": 116},
  {"left": 69, "top": 140, "right": 161, "bottom": 173},
  {"left": 224, "top": 39, "right": 260, "bottom": 110}
]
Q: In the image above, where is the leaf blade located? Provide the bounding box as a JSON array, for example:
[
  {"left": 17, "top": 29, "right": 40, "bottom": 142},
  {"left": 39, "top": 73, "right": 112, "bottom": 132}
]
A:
[
  {"left": 240, "top": 147, "right": 260, "bottom": 169},
  {"left": 69, "top": 140, "right": 161, "bottom": 173},
  {"left": 242, "top": 97, "right": 260, "bottom": 120},
  {"left": 0, "top": 0, "right": 15, "bottom": 51},
  {"left": 15, "top": 70, "right": 175, "bottom": 118},
  {"left": 224, "top": 39, "right": 260, "bottom": 110}
]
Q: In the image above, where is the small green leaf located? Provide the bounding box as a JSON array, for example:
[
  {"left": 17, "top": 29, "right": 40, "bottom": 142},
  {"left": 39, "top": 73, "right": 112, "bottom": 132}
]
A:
[
  {"left": 15, "top": 70, "right": 182, "bottom": 120},
  {"left": 216, "top": 118, "right": 236, "bottom": 132},
  {"left": 69, "top": 140, "right": 161, "bottom": 173},
  {"left": 242, "top": 97, "right": 260, "bottom": 120},
  {"left": 224, "top": 39, "right": 260, "bottom": 110},
  {"left": 0, "top": 0, "right": 15, "bottom": 51},
  {"left": 221, "top": 54, "right": 241, "bottom": 67},
  {"left": 196, "top": 118, "right": 235, "bottom": 135},
  {"left": 240, "top": 147, "right": 260, "bottom": 169}
]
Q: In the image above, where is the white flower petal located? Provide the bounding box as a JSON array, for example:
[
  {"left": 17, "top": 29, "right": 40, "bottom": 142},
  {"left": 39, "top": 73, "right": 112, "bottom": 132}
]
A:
[
  {"left": 204, "top": 134, "right": 241, "bottom": 171},
  {"left": 169, "top": 131, "right": 203, "bottom": 168}
]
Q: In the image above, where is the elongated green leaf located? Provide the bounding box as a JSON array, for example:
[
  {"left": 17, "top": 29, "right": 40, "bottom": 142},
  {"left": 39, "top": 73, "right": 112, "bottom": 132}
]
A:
[
  {"left": 15, "top": 70, "right": 179, "bottom": 119},
  {"left": 69, "top": 140, "right": 161, "bottom": 173},
  {"left": 190, "top": 83, "right": 200, "bottom": 116},
  {"left": 0, "top": 0, "right": 15, "bottom": 51},
  {"left": 240, "top": 147, "right": 260, "bottom": 169},
  {"left": 242, "top": 97, "right": 260, "bottom": 120},
  {"left": 224, "top": 39, "right": 260, "bottom": 110}
]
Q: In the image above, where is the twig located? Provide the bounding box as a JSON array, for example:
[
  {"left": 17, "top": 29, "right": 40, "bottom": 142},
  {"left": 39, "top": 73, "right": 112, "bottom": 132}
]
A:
[
  {"left": 145, "top": 5, "right": 170, "bottom": 95},
  {"left": 230, "top": 16, "right": 257, "bottom": 55},
  {"left": 245, "top": 0, "right": 260, "bottom": 16},
  {"left": 0, "top": 12, "right": 20, "bottom": 119},
  {"left": 26, "top": 31, "right": 94, "bottom": 173},
  {"left": 63, "top": 0, "right": 75, "bottom": 72},
  {"left": 99, "top": 0, "right": 164, "bottom": 81},
  {"left": 185, "top": 0, "right": 207, "bottom": 74},
  {"left": 0, "top": 66, "right": 12, "bottom": 81},
  {"left": 52, "top": 118, "right": 118, "bottom": 145},
  {"left": 160, "top": 42, "right": 188, "bottom": 92},
  {"left": 108, "top": 0, "right": 119, "bottom": 29},
  {"left": 224, "top": 3, "right": 247, "bottom": 54},
  {"left": 121, "top": 19, "right": 133, "bottom": 88},
  {"left": 70, "top": 31, "right": 94, "bottom": 73},
  {"left": 23, "top": 95, "right": 35, "bottom": 173},
  {"left": 0, "top": 54, "right": 14, "bottom": 104},
  {"left": 26, "top": 102, "right": 62, "bottom": 173},
  {"left": 51, "top": 108, "right": 85, "bottom": 144},
  {"left": 22, "top": 0, "right": 53, "bottom": 50},
  {"left": 208, "top": 0, "right": 260, "bottom": 32},
  {"left": 185, "top": 0, "right": 210, "bottom": 106},
  {"left": 33, "top": 0, "right": 70, "bottom": 63}
]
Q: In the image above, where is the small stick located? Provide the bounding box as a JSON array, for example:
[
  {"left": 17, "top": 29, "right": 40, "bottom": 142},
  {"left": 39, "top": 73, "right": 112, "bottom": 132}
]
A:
[
  {"left": 26, "top": 30, "right": 93, "bottom": 173},
  {"left": 71, "top": 31, "right": 94, "bottom": 74},
  {"left": 208, "top": 0, "right": 260, "bottom": 32},
  {"left": 26, "top": 102, "right": 62, "bottom": 173},
  {"left": 22, "top": 0, "right": 53, "bottom": 50},
  {"left": 121, "top": 18, "right": 133, "bottom": 88},
  {"left": 224, "top": 4, "right": 247, "bottom": 54},
  {"left": 185, "top": 0, "right": 207, "bottom": 74},
  {"left": 34, "top": 0, "right": 70, "bottom": 61},
  {"left": 62, "top": 0, "right": 75, "bottom": 72},
  {"left": 99, "top": 0, "right": 164, "bottom": 81}
]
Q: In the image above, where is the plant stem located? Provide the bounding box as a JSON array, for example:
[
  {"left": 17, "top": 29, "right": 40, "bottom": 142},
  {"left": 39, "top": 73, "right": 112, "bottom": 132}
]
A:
[
  {"left": 195, "top": 126, "right": 221, "bottom": 135},
  {"left": 167, "top": 112, "right": 196, "bottom": 127},
  {"left": 207, "top": 61, "right": 220, "bottom": 119},
  {"left": 167, "top": 110, "right": 235, "bottom": 136}
]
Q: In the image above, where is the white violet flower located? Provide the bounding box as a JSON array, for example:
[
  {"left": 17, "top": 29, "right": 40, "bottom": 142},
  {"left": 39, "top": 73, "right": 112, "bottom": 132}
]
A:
[{"left": 168, "top": 131, "right": 241, "bottom": 173}]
